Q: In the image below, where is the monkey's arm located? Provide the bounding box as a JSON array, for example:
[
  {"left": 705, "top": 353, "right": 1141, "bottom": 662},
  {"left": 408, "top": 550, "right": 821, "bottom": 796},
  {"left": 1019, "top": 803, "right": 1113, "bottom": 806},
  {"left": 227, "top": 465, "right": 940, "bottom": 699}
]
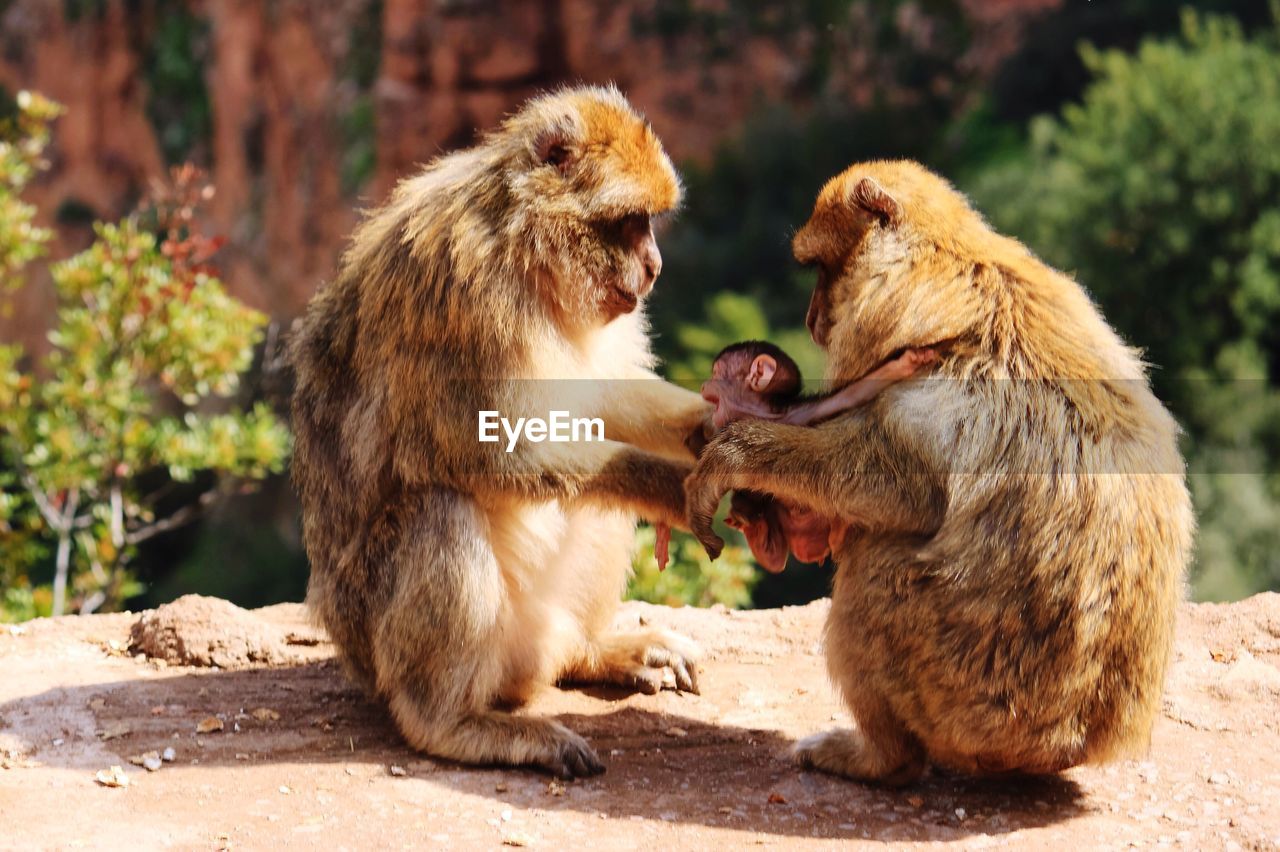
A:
[
  {"left": 425, "top": 437, "right": 693, "bottom": 530},
  {"left": 685, "top": 415, "right": 946, "bottom": 558},
  {"left": 781, "top": 348, "right": 938, "bottom": 426},
  {"left": 599, "top": 374, "right": 712, "bottom": 461}
]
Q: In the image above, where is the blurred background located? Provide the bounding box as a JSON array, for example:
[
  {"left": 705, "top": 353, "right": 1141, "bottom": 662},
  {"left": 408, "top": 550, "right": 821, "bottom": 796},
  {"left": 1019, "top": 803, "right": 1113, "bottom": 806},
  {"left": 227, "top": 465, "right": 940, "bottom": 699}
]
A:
[{"left": 2, "top": 0, "right": 1279, "bottom": 620}]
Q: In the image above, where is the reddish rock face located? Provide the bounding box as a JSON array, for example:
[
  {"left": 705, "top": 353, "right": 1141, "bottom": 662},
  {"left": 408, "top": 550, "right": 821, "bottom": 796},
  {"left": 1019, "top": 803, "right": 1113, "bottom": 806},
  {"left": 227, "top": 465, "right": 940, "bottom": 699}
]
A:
[{"left": 0, "top": 0, "right": 1061, "bottom": 353}]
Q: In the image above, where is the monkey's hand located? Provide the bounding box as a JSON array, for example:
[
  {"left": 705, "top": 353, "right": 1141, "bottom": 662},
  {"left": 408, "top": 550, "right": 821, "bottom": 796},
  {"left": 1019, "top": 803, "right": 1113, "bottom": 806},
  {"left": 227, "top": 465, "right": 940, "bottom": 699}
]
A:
[
  {"left": 683, "top": 413, "right": 715, "bottom": 458},
  {"left": 685, "top": 421, "right": 779, "bottom": 559},
  {"left": 687, "top": 415, "right": 947, "bottom": 559}
]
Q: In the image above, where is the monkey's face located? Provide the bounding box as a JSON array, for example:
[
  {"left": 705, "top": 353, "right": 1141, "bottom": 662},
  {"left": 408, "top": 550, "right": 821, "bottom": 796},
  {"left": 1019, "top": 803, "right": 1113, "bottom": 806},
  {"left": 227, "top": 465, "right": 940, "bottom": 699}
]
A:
[
  {"left": 502, "top": 87, "right": 682, "bottom": 326},
  {"left": 793, "top": 161, "right": 981, "bottom": 382}
]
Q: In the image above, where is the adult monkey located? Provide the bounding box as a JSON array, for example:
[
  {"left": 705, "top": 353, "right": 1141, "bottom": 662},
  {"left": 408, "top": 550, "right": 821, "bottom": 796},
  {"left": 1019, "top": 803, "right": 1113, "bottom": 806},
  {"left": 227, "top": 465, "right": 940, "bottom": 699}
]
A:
[
  {"left": 291, "top": 86, "right": 710, "bottom": 778},
  {"left": 686, "top": 160, "right": 1192, "bottom": 785}
]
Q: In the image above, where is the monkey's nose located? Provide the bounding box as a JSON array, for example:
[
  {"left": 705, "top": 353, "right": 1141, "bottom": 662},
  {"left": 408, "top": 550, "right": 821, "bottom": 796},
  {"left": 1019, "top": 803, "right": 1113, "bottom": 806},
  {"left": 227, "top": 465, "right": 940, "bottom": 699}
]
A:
[{"left": 643, "top": 245, "right": 662, "bottom": 287}]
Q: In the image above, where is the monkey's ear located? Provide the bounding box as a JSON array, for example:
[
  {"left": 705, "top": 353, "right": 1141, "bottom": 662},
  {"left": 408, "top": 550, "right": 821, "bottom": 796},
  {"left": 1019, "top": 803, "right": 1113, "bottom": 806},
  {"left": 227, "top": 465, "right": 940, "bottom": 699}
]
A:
[
  {"left": 849, "top": 177, "right": 902, "bottom": 226},
  {"left": 747, "top": 354, "right": 778, "bottom": 393},
  {"left": 534, "top": 132, "right": 576, "bottom": 176}
]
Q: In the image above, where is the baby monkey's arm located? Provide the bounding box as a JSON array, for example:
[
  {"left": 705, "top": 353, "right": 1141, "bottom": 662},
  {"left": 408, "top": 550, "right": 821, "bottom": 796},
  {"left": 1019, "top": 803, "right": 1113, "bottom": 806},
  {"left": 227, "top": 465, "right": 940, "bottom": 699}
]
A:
[{"left": 779, "top": 348, "right": 937, "bottom": 426}]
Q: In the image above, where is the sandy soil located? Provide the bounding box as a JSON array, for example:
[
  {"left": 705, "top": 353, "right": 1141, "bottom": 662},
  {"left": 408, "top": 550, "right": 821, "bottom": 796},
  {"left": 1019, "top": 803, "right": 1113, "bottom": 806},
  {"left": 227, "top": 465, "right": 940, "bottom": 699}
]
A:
[{"left": 1, "top": 593, "right": 1277, "bottom": 850}]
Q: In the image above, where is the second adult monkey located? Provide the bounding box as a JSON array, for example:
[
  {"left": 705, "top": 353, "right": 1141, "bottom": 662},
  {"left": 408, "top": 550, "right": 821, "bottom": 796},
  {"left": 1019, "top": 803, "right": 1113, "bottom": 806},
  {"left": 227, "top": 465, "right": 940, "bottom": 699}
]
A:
[{"left": 291, "top": 87, "right": 711, "bottom": 779}]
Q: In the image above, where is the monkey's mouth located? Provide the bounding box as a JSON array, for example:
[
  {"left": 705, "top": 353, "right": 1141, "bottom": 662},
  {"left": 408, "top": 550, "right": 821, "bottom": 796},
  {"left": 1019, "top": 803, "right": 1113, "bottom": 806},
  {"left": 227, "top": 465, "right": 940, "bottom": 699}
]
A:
[{"left": 602, "top": 283, "right": 639, "bottom": 316}]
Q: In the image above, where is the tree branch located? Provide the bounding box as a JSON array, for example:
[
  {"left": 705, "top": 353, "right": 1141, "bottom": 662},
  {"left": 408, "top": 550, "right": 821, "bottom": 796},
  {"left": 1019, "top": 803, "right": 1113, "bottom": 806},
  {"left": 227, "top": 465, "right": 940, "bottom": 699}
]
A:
[{"left": 125, "top": 486, "right": 224, "bottom": 546}]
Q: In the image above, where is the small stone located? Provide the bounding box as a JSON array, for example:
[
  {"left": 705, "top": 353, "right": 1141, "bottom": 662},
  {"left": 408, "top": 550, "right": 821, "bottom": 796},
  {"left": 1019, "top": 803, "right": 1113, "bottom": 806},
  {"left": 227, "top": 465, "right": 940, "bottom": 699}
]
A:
[
  {"left": 955, "top": 808, "right": 967, "bottom": 820},
  {"left": 95, "top": 766, "right": 130, "bottom": 788},
  {"left": 235, "top": 753, "right": 249, "bottom": 761},
  {"left": 161, "top": 747, "right": 176, "bottom": 762},
  {"left": 98, "top": 723, "right": 131, "bottom": 741},
  {"left": 251, "top": 708, "right": 280, "bottom": 722},
  {"left": 502, "top": 832, "right": 535, "bottom": 847},
  {"left": 390, "top": 765, "right": 407, "bottom": 777},
  {"left": 907, "top": 796, "right": 924, "bottom": 808},
  {"left": 547, "top": 779, "right": 566, "bottom": 797},
  {"left": 1208, "top": 772, "right": 1229, "bottom": 785},
  {"left": 501, "top": 809, "right": 513, "bottom": 821},
  {"left": 279, "top": 785, "right": 291, "bottom": 795},
  {"left": 665, "top": 727, "right": 689, "bottom": 738},
  {"left": 768, "top": 792, "right": 787, "bottom": 805},
  {"left": 52, "top": 738, "right": 64, "bottom": 747},
  {"left": 196, "top": 717, "right": 224, "bottom": 734},
  {"left": 495, "top": 781, "right": 509, "bottom": 793},
  {"left": 718, "top": 806, "right": 734, "bottom": 815}
]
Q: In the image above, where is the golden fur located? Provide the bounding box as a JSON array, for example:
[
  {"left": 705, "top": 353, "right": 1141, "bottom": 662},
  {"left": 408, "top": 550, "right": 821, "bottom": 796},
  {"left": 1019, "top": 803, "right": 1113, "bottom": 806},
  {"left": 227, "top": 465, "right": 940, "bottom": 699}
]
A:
[
  {"left": 291, "top": 86, "right": 710, "bottom": 777},
  {"left": 687, "top": 160, "right": 1193, "bottom": 784}
]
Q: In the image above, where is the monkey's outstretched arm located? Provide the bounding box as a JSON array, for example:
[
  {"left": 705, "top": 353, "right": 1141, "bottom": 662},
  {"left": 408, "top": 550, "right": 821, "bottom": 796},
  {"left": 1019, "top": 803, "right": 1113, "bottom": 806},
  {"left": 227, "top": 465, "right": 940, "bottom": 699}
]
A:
[
  {"left": 402, "top": 436, "right": 692, "bottom": 530},
  {"left": 598, "top": 374, "right": 712, "bottom": 461},
  {"left": 685, "top": 415, "right": 946, "bottom": 558}
]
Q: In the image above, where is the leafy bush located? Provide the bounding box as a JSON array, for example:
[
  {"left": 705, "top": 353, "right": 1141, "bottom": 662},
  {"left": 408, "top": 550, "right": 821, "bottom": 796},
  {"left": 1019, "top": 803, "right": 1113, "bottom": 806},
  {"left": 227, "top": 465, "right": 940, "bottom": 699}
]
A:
[
  {"left": 0, "top": 99, "right": 290, "bottom": 620},
  {"left": 628, "top": 523, "right": 759, "bottom": 609}
]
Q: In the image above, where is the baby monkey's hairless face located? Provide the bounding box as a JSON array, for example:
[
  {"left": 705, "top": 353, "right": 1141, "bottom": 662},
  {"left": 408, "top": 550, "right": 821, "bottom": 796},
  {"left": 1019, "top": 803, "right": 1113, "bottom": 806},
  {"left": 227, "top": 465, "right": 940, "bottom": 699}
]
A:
[{"left": 701, "top": 341, "right": 803, "bottom": 429}]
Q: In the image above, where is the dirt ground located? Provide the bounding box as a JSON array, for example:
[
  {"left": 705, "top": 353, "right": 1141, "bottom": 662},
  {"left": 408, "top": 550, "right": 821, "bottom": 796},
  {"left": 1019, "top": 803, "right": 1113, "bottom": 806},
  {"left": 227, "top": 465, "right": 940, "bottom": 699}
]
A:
[{"left": 1, "top": 593, "right": 1277, "bottom": 851}]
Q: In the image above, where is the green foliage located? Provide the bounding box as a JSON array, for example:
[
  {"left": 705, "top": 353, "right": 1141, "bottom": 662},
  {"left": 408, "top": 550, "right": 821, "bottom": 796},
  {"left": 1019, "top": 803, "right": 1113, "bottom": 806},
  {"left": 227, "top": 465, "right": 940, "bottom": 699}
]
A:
[
  {"left": 144, "top": 8, "right": 212, "bottom": 164},
  {"left": 664, "top": 291, "right": 825, "bottom": 393},
  {"left": 0, "top": 91, "right": 60, "bottom": 302},
  {"left": 966, "top": 10, "right": 1280, "bottom": 599},
  {"left": 0, "top": 101, "right": 290, "bottom": 619},
  {"left": 340, "top": 94, "right": 377, "bottom": 196},
  {"left": 651, "top": 102, "right": 943, "bottom": 374},
  {"left": 628, "top": 523, "right": 759, "bottom": 609}
]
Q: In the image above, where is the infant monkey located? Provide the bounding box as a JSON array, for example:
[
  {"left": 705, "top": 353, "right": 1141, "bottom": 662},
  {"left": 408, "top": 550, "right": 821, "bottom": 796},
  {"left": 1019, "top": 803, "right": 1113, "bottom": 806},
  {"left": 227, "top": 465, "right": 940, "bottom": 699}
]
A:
[{"left": 699, "top": 341, "right": 936, "bottom": 572}]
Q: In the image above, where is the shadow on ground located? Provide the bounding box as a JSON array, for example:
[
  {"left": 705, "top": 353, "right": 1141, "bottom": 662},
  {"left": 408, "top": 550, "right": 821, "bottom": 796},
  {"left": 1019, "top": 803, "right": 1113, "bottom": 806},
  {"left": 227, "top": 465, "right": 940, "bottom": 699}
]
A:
[{"left": 1, "top": 661, "right": 1086, "bottom": 842}]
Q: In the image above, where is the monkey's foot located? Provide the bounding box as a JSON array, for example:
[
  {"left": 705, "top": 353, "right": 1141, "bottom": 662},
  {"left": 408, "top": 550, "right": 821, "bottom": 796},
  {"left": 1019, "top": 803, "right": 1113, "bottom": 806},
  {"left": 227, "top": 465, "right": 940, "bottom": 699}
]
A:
[
  {"left": 794, "top": 728, "right": 925, "bottom": 787},
  {"left": 564, "top": 629, "right": 701, "bottom": 695},
  {"left": 389, "top": 700, "right": 605, "bottom": 780}
]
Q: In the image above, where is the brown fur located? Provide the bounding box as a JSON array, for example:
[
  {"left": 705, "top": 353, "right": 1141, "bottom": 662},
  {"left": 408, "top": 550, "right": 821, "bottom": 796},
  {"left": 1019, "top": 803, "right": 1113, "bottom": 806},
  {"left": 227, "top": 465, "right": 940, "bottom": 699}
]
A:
[
  {"left": 291, "top": 86, "right": 710, "bottom": 778},
  {"left": 686, "top": 160, "right": 1192, "bottom": 784}
]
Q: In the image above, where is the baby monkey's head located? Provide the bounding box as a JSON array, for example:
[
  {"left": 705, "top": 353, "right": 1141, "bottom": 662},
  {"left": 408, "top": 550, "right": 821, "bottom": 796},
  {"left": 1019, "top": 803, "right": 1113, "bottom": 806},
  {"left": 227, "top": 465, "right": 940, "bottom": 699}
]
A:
[{"left": 703, "top": 341, "right": 802, "bottom": 429}]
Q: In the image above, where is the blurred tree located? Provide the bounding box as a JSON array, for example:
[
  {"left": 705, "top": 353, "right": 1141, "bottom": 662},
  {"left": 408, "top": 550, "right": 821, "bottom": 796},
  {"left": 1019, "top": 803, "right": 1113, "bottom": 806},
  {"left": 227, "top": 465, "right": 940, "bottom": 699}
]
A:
[
  {"left": 990, "top": 0, "right": 1276, "bottom": 125},
  {"left": 652, "top": 103, "right": 943, "bottom": 366},
  {"left": 0, "top": 91, "right": 62, "bottom": 620},
  {"left": 967, "top": 11, "right": 1280, "bottom": 598},
  {"left": 0, "top": 152, "right": 291, "bottom": 619}
]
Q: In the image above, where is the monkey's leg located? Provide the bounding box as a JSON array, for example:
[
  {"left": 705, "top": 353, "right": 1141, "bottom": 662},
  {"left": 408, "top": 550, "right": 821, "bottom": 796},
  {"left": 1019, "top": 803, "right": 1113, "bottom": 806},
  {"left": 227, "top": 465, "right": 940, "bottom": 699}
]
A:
[
  {"left": 561, "top": 629, "right": 701, "bottom": 695},
  {"left": 552, "top": 507, "right": 701, "bottom": 695},
  {"left": 794, "top": 693, "right": 926, "bottom": 787},
  {"left": 372, "top": 493, "right": 604, "bottom": 779}
]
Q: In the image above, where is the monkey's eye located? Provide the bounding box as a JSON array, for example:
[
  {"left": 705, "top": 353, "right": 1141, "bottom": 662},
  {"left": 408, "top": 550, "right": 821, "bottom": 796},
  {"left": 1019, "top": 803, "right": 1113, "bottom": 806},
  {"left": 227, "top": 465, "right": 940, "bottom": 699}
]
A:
[
  {"left": 542, "top": 144, "right": 572, "bottom": 172},
  {"left": 619, "top": 213, "right": 651, "bottom": 238}
]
